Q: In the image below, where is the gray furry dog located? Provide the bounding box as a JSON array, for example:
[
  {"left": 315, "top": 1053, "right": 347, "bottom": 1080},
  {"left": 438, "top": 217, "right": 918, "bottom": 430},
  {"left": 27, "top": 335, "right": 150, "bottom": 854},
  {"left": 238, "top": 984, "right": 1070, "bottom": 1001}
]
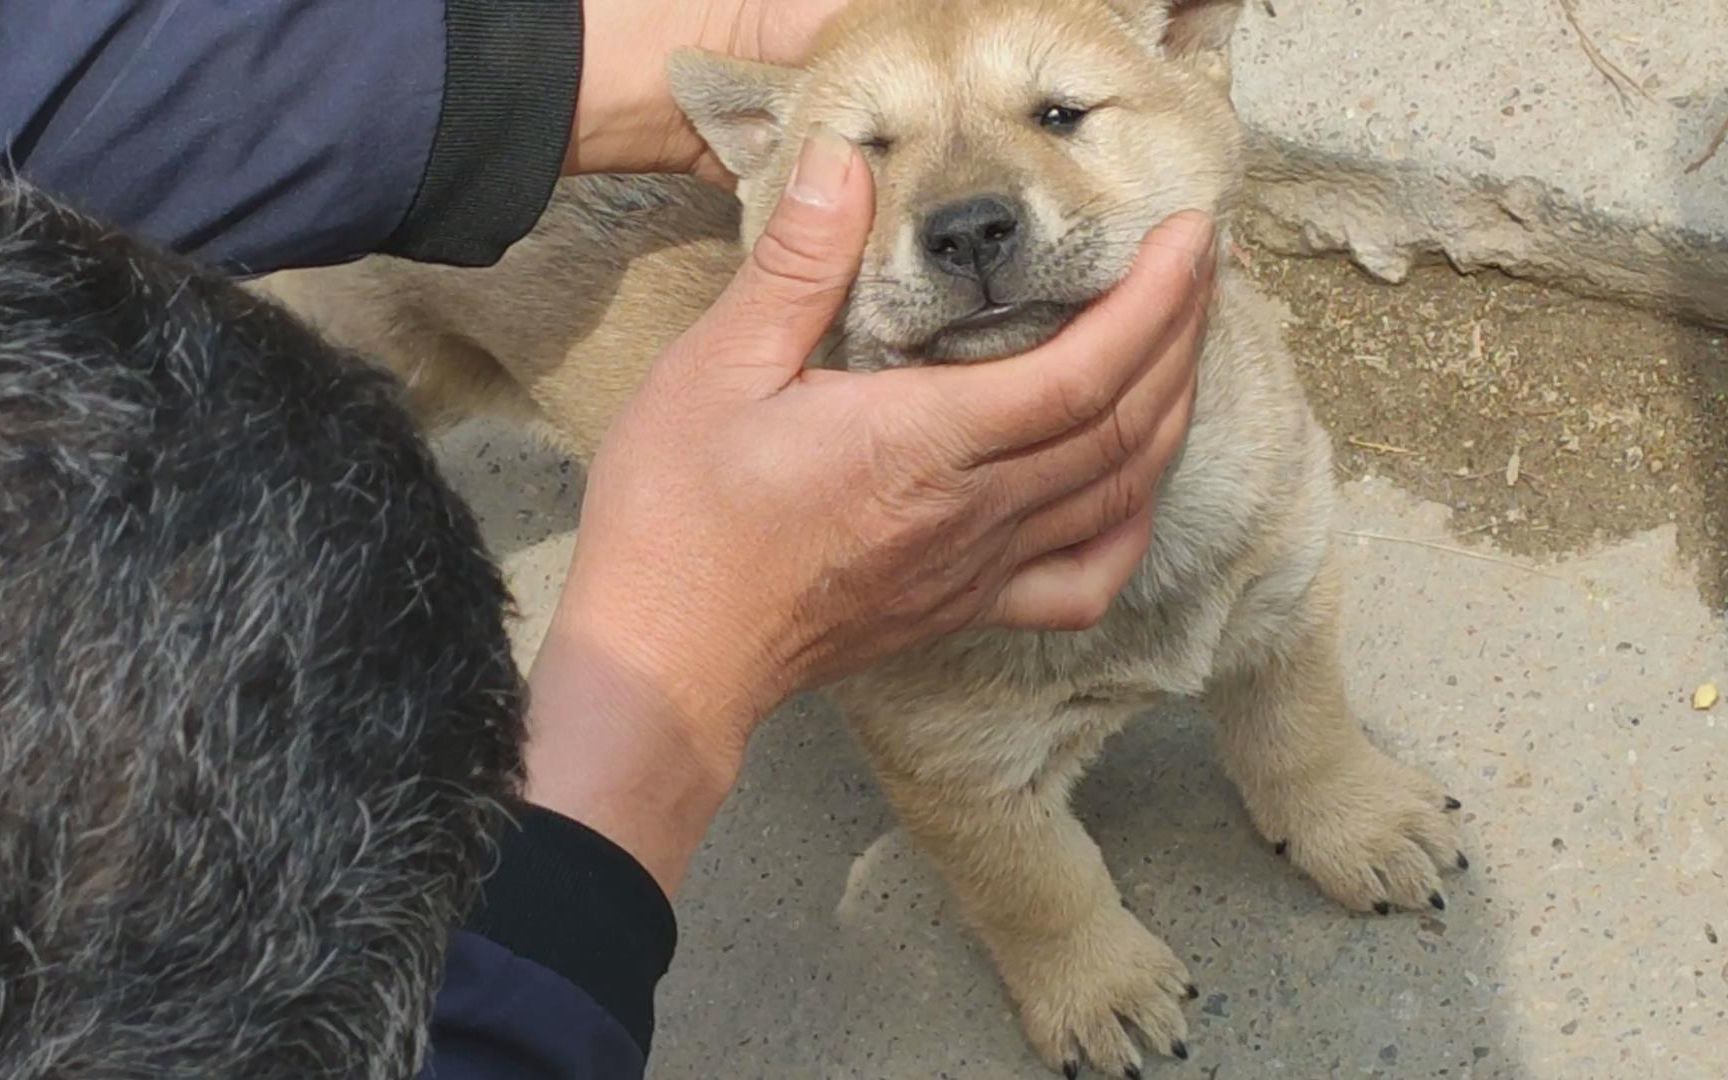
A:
[{"left": 0, "top": 180, "right": 525, "bottom": 1078}]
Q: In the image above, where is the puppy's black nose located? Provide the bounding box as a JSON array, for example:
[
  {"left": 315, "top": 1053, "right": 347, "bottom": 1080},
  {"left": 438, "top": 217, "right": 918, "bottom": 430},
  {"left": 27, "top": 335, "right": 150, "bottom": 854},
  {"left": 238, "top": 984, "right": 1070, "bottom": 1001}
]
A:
[{"left": 921, "top": 195, "right": 1022, "bottom": 280}]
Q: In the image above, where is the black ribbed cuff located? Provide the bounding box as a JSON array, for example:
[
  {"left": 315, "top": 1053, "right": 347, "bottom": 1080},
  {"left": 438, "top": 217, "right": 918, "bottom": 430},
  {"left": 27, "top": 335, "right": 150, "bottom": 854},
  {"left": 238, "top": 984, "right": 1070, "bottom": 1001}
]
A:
[
  {"left": 463, "top": 803, "right": 678, "bottom": 1058},
  {"left": 382, "top": 0, "right": 582, "bottom": 266}
]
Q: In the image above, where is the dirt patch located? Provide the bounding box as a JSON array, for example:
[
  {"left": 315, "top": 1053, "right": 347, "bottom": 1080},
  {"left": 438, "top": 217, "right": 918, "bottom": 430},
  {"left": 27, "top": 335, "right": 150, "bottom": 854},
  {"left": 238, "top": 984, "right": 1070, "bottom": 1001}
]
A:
[{"left": 1234, "top": 241, "right": 1728, "bottom": 612}]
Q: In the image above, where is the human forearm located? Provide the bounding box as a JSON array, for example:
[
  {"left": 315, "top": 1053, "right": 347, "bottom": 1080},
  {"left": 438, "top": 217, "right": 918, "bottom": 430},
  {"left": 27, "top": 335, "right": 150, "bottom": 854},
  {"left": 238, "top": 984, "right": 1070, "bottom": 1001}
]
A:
[
  {"left": 1, "top": 0, "right": 861, "bottom": 270},
  {"left": 2, "top": 0, "right": 580, "bottom": 273}
]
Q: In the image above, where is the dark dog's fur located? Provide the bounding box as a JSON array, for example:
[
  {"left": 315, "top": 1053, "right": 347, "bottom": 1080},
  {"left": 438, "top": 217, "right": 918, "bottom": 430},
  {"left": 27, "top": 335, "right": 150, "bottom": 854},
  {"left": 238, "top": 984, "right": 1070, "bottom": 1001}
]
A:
[{"left": 0, "top": 181, "right": 525, "bottom": 1078}]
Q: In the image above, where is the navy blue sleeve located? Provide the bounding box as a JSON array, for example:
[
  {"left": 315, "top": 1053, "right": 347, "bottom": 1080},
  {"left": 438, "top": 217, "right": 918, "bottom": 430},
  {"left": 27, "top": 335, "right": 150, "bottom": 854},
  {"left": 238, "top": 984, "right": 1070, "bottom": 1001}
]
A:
[
  {"left": 427, "top": 932, "right": 647, "bottom": 1079},
  {"left": 423, "top": 806, "right": 679, "bottom": 1080},
  {"left": 0, "top": 1, "right": 581, "bottom": 275}
]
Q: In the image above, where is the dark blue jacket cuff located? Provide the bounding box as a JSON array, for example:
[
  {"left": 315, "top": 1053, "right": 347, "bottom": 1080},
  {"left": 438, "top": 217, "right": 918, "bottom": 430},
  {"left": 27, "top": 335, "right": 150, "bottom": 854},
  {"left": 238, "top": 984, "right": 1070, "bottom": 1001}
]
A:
[
  {"left": 424, "top": 930, "right": 647, "bottom": 1080},
  {"left": 426, "top": 805, "right": 677, "bottom": 1077},
  {"left": 1, "top": 1, "right": 580, "bottom": 274}
]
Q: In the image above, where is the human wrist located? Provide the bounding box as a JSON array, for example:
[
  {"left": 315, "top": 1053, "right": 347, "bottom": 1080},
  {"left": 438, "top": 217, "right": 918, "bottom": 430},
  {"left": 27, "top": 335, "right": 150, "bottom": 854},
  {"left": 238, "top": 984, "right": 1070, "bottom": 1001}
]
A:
[
  {"left": 521, "top": 619, "right": 762, "bottom": 895},
  {"left": 563, "top": 0, "right": 703, "bottom": 175}
]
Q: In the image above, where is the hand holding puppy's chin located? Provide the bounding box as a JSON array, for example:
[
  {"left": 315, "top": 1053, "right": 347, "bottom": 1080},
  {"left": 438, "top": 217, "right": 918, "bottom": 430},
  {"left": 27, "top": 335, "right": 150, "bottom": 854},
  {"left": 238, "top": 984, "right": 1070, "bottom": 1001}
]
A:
[{"left": 520, "top": 132, "right": 1211, "bottom": 895}]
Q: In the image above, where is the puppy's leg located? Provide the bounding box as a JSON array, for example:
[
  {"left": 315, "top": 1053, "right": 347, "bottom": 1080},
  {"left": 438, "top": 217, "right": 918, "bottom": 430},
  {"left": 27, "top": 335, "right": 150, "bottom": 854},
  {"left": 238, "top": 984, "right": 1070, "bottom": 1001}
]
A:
[
  {"left": 373, "top": 328, "right": 538, "bottom": 434},
  {"left": 858, "top": 730, "right": 1193, "bottom": 1077},
  {"left": 1207, "top": 560, "right": 1465, "bottom": 913}
]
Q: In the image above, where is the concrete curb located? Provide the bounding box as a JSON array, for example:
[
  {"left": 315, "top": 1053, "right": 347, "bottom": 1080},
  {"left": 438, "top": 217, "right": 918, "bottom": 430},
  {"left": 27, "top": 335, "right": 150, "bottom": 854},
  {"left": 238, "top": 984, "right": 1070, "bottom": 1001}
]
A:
[{"left": 1228, "top": 0, "right": 1728, "bottom": 327}]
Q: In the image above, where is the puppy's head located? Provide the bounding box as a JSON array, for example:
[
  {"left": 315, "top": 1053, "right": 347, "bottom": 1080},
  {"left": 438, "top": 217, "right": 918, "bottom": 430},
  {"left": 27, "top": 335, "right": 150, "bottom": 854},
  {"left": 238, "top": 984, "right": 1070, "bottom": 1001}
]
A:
[{"left": 671, "top": 0, "right": 1244, "bottom": 367}]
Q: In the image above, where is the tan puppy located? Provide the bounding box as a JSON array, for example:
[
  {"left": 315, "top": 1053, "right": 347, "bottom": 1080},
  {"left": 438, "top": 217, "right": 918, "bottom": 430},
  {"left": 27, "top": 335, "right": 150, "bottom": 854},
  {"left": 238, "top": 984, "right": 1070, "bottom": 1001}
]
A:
[{"left": 260, "top": 1, "right": 1466, "bottom": 1074}]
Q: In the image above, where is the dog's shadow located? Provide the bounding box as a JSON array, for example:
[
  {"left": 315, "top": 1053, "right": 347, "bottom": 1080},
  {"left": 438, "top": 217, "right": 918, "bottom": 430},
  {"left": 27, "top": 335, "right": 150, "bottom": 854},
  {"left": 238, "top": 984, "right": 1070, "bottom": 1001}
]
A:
[{"left": 646, "top": 694, "right": 1529, "bottom": 1079}]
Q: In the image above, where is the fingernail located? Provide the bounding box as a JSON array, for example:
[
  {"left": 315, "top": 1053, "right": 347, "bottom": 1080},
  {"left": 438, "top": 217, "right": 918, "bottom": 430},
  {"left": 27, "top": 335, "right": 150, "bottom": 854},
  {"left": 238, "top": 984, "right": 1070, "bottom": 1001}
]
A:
[{"left": 787, "top": 125, "right": 854, "bottom": 207}]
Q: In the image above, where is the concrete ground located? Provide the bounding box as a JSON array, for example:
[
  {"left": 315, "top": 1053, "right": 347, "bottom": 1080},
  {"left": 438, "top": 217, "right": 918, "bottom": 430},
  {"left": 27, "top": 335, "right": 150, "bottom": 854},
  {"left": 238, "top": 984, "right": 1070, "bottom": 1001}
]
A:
[{"left": 432, "top": 254, "right": 1727, "bottom": 1077}]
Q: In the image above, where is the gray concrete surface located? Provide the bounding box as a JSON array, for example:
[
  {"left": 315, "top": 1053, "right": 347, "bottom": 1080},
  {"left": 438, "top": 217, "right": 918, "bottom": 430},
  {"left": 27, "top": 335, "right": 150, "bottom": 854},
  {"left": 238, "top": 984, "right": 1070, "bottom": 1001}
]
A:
[
  {"left": 437, "top": 419, "right": 1728, "bottom": 1080},
  {"left": 1230, "top": 0, "right": 1728, "bottom": 326}
]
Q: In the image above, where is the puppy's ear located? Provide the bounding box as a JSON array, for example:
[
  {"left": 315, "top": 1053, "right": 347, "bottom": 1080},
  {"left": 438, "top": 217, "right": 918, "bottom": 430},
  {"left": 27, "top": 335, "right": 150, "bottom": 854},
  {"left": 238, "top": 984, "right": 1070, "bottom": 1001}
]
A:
[
  {"left": 668, "top": 49, "right": 804, "bottom": 179},
  {"left": 1162, "top": 0, "right": 1245, "bottom": 58},
  {"left": 1109, "top": 0, "right": 1244, "bottom": 68}
]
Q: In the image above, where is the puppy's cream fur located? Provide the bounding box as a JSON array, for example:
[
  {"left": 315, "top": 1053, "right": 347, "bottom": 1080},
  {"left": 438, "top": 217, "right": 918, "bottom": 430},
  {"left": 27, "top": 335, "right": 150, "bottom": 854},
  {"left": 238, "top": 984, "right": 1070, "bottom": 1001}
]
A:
[{"left": 260, "top": 2, "right": 1463, "bottom": 1073}]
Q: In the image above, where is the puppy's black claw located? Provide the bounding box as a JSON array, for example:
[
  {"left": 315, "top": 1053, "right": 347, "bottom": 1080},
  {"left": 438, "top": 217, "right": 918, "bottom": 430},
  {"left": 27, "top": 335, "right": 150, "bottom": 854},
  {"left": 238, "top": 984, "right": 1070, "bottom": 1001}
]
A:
[
  {"left": 1063, "top": 1062, "right": 1080, "bottom": 1080},
  {"left": 1429, "top": 891, "right": 1447, "bottom": 911},
  {"left": 1185, "top": 982, "right": 1200, "bottom": 1000},
  {"left": 1373, "top": 900, "right": 1391, "bottom": 915},
  {"left": 1456, "top": 851, "right": 1470, "bottom": 871},
  {"left": 1126, "top": 1066, "right": 1143, "bottom": 1080},
  {"left": 1273, "top": 839, "right": 1288, "bottom": 856},
  {"left": 1171, "top": 1040, "right": 1189, "bottom": 1060},
  {"left": 1444, "top": 796, "right": 1463, "bottom": 811}
]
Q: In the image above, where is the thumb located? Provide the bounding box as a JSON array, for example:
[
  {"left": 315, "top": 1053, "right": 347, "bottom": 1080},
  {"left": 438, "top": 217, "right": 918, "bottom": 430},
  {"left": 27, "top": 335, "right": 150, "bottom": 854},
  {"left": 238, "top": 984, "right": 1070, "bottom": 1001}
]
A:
[{"left": 689, "top": 125, "right": 874, "bottom": 387}]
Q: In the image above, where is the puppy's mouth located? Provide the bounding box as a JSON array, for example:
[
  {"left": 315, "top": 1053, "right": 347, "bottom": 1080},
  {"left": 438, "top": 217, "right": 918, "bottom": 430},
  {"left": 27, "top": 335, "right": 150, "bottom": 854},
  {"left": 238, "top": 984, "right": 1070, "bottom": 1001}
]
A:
[
  {"left": 915, "top": 299, "right": 1074, "bottom": 363},
  {"left": 946, "top": 302, "right": 1028, "bottom": 332}
]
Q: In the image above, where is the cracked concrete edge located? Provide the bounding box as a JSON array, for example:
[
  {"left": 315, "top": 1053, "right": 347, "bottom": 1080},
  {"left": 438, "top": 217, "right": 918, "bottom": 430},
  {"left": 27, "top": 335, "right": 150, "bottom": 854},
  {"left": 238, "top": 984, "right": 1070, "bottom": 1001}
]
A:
[{"left": 1235, "top": 133, "right": 1728, "bottom": 328}]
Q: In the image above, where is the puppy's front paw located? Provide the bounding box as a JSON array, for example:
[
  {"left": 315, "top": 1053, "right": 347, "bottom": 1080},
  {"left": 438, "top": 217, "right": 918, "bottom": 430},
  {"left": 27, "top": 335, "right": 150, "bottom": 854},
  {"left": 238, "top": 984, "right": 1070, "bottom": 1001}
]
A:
[
  {"left": 1252, "top": 746, "right": 1466, "bottom": 914},
  {"left": 995, "top": 905, "right": 1195, "bottom": 1078}
]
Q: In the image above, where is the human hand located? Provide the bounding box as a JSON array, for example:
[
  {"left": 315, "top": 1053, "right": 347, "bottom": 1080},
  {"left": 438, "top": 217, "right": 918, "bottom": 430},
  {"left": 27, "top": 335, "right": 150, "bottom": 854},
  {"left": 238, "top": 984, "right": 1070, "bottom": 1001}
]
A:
[
  {"left": 566, "top": 0, "right": 851, "bottom": 181},
  {"left": 530, "top": 129, "right": 1210, "bottom": 821}
]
